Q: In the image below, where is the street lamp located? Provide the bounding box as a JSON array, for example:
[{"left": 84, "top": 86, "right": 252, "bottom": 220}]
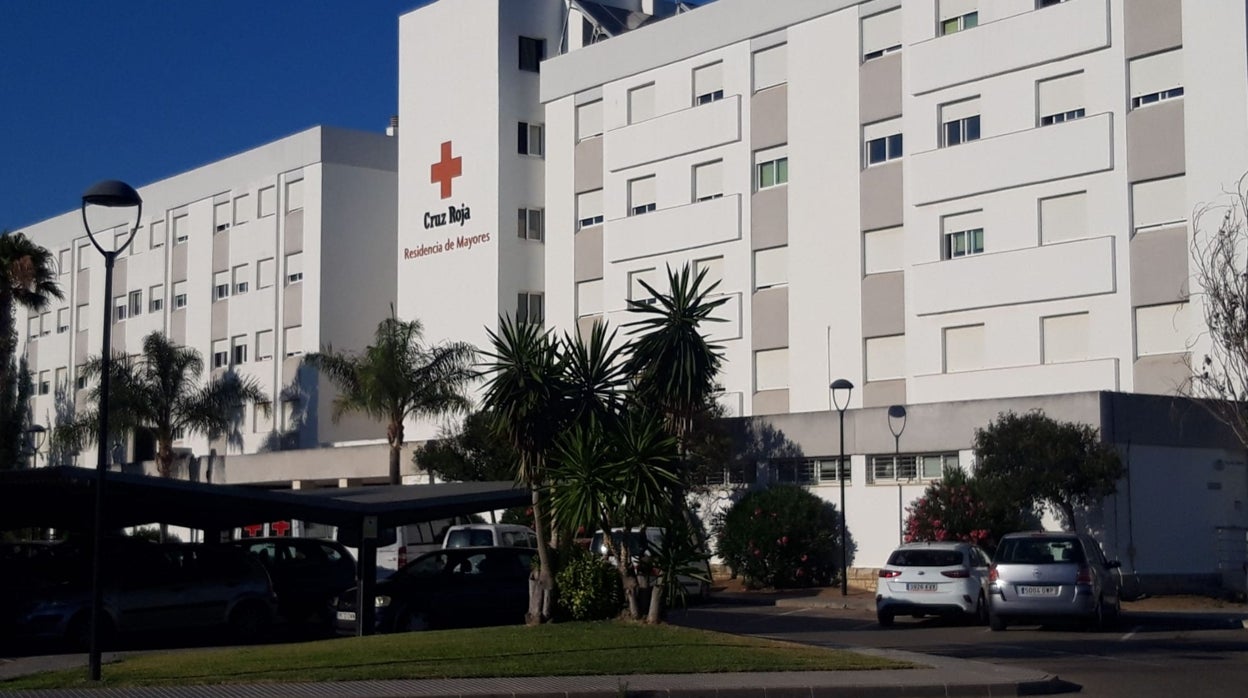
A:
[
  {"left": 830, "top": 378, "right": 853, "bottom": 596},
  {"left": 81, "top": 179, "right": 142, "bottom": 682},
  {"left": 887, "top": 405, "right": 907, "bottom": 545},
  {"left": 22, "top": 424, "right": 47, "bottom": 466}
]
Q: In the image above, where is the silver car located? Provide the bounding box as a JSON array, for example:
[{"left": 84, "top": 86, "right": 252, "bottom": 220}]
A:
[
  {"left": 988, "top": 531, "right": 1122, "bottom": 631},
  {"left": 876, "top": 542, "right": 991, "bottom": 626}
]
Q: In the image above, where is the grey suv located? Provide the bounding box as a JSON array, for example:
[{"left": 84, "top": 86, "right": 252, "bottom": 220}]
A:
[{"left": 987, "top": 531, "right": 1122, "bottom": 631}]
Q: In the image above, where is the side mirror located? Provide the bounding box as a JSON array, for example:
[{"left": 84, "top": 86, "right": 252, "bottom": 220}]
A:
[{"left": 1107, "top": 560, "right": 1121, "bottom": 569}]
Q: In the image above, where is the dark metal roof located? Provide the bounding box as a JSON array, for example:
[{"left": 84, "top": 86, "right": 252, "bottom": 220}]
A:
[{"left": 0, "top": 466, "right": 529, "bottom": 533}]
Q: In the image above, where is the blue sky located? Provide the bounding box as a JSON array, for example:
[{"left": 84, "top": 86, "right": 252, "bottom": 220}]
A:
[{"left": 1, "top": 1, "right": 429, "bottom": 230}]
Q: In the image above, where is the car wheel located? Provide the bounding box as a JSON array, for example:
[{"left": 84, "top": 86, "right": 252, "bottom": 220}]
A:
[
  {"left": 1086, "top": 596, "right": 1107, "bottom": 632},
  {"left": 877, "top": 610, "right": 895, "bottom": 627},
  {"left": 396, "top": 608, "right": 431, "bottom": 633},
  {"left": 988, "top": 611, "right": 1007, "bottom": 631},
  {"left": 229, "top": 602, "right": 272, "bottom": 642}
]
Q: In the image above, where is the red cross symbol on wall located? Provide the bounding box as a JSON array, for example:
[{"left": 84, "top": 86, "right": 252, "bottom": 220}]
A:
[
  {"left": 430, "top": 141, "right": 462, "bottom": 200},
  {"left": 270, "top": 520, "right": 291, "bottom": 537}
]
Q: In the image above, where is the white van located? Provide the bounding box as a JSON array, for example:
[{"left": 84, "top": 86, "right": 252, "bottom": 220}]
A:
[
  {"left": 374, "top": 516, "right": 473, "bottom": 577},
  {"left": 442, "top": 524, "right": 537, "bottom": 549}
]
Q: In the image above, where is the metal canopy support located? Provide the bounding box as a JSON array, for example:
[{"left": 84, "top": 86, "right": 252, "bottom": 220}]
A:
[{"left": 356, "top": 515, "right": 378, "bottom": 636}]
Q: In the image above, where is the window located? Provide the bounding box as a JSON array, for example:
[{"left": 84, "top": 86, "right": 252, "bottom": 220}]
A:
[
  {"left": 1131, "top": 175, "right": 1186, "bottom": 231},
  {"left": 113, "top": 295, "right": 128, "bottom": 322},
  {"left": 628, "top": 83, "right": 655, "bottom": 123},
  {"left": 233, "top": 194, "right": 251, "bottom": 225},
  {"left": 752, "top": 43, "right": 787, "bottom": 92},
  {"left": 942, "top": 210, "right": 984, "bottom": 259},
  {"left": 516, "top": 292, "right": 544, "bottom": 325},
  {"left": 576, "top": 190, "right": 604, "bottom": 229},
  {"left": 754, "top": 247, "right": 787, "bottom": 289},
  {"left": 127, "top": 290, "right": 142, "bottom": 318},
  {"left": 75, "top": 370, "right": 87, "bottom": 390},
  {"left": 77, "top": 243, "right": 92, "bottom": 271},
  {"left": 58, "top": 248, "right": 70, "bottom": 275},
  {"left": 864, "top": 118, "right": 903, "bottom": 166},
  {"left": 38, "top": 312, "right": 50, "bottom": 337},
  {"left": 694, "top": 256, "right": 724, "bottom": 292},
  {"left": 943, "top": 324, "right": 985, "bottom": 373},
  {"left": 870, "top": 453, "right": 957, "bottom": 482},
  {"left": 939, "top": 0, "right": 978, "bottom": 35},
  {"left": 519, "top": 36, "right": 545, "bottom": 72},
  {"left": 173, "top": 214, "right": 189, "bottom": 244},
  {"left": 257, "top": 257, "right": 276, "bottom": 289},
  {"left": 284, "top": 325, "right": 303, "bottom": 356},
  {"left": 628, "top": 176, "right": 656, "bottom": 216},
  {"left": 1037, "top": 0, "right": 1068, "bottom": 7},
  {"left": 56, "top": 307, "right": 69, "bottom": 334},
  {"left": 285, "top": 252, "right": 303, "bottom": 285},
  {"left": 755, "top": 146, "right": 789, "bottom": 190},
  {"left": 214, "top": 201, "right": 231, "bottom": 233},
  {"left": 693, "top": 62, "right": 724, "bottom": 105},
  {"left": 1040, "top": 192, "right": 1087, "bottom": 243},
  {"left": 214, "top": 271, "right": 230, "bottom": 301},
  {"left": 148, "top": 285, "right": 164, "bottom": 313},
  {"left": 233, "top": 264, "right": 250, "bottom": 294},
  {"left": 256, "top": 330, "right": 274, "bottom": 361},
  {"left": 1135, "top": 303, "right": 1189, "bottom": 356},
  {"left": 861, "top": 9, "right": 902, "bottom": 61},
  {"left": 517, "top": 208, "right": 544, "bottom": 241},
  {"left": 1042, "top": 313, "right": 1090, "bottom": 364},
  {"left": 232, "top": 336, "right": 248, "bottom": 365},
  {"left": 1037, "top": 72, "right": 1085, "bottom": 126},
  {"left": 76, "top": 304, "right": 89, "bottom": 328},
  {"left": 754, "top": 348, "right": 789, "bottom": 391},
  {"left": 1129, "top": 49, "right": 1183, "bottom": 109},
  {"left": 173, "top": 281, "right": 188, "bottom": 310},
  {"left": 693, "top": 160, "right": 723, "bottom": 202},
  {"left": 629, "top": 268, "right": 660, "bottom": 305},
  {"left": 517, "top": 122, "right": 544, "bottom": 156},
  {"left": 576, "top": 279, "right": 603, "bottom": 317},
  {"left": 258, "top": 186, "right": 277, "bottom": 217},
  {"left": 286, "top": 179, "right": 304, "bottom": 212},
  {"left": 151, "top": 219, "right": 166, "bottom": 248},
  {"left": 37, "top": 370, "right": 49, "bottom": 396},
  {"left": 941, "top": 97, "right": 981, "bottom": 147},
  {"left": 212, "top": 340, "right": 229, "bottom": 369},
  {"left": 576, "top": 100, "right": 603, "bottom": 140},
  {"left": 865, "top": 334, "right": 906, "bottom": 381},
  {"left": 770, "top": 458, "right": 849, "bottom": 485},
  {"left": 254, "top": 401, "right": 273, "bottom": 432},
  {"left": 864, "top": 226, "right": 904, "bottom": 274},
  {"left": 26, "top": 316, "right": 38, "bottom": 339},
  {"left": 55, "top": 367, "right": 67, "bottom": 392}
]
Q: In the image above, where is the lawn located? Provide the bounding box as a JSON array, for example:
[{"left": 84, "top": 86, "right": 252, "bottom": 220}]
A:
[{"left": 2, "top": 622, "right": 913, "bottom": 690}]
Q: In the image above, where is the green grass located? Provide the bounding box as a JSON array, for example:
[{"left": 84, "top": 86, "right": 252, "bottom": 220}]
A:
[{"left": 2, "top": 622, "right": 913, "bottom": 690}]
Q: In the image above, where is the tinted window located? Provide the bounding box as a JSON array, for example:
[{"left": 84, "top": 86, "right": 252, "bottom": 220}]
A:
[
  {"left": 320, "top": 543, "right": 344, "bottom": 562},
  {"left": 887, "top": 549, "right": 964, "bottom": 567},
  {"left": 996, "top": 537, "right": 1083, "bottom": 564},
  {"left": 446, "top": 530, "right": 495, "bottom": 548}
]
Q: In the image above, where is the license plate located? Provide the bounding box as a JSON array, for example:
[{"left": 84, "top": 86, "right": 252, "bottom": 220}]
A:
[
  {"left": 1017, "top": 585, "right": 1059, "bottom": 597},
  {"left": 336, "top": 611, "right": 357, "bottom": 622},
  {"left": 906, "top": 583, "right": 938, "bottom": 592}
]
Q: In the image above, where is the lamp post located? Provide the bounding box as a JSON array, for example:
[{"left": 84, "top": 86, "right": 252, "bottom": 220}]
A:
[
  {"left": 81, "top": 180, "right": 142, "bottom": 682},
  {"left": 830, "top": 378, "right": 853, "bottom": 596},
  {"left": 887, "top": 405, "right": 907, "bottom": 545},
  {"left": 22, "top": 424, "right": 47, "bottom": 467}
]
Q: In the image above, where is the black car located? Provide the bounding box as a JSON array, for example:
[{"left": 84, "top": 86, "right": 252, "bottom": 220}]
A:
[
  {"left": 334, "top": 547, "right": 534, "bottom": 634},
  {"left": 229, "top": 537, "right": 356, "bottom": 626}
]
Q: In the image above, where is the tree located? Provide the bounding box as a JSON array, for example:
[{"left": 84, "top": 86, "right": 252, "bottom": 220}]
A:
[
  {"left": 1188, "top": 175, "right": 1248, "bottom": 448},
  {"left": 714, "top": 484, "right": 842, "bottom": 589},
  {"left": 0, "top": 231, "right": 63, "bottom": 468},
  {"left": 54, "top": 331, "right": 269, "bottom": 477},
  {"left": 304, "top": 309, "right": 476, "bottom": 485},
  {"left": 972, "top": 410, "right": 1125, "bottom": 532},
  {"left": 414, "top": 410, "right": 517, "bottom": 483},
  {"left": 904, "top": 465, "right": 1035, "bottom": 552}
]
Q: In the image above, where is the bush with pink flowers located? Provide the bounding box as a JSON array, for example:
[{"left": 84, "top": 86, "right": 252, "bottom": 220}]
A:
[
  {"left": 713, "top": 485, "right": 845, "bottom": 589},
  {"left": 904, "top": 466, "right": 1033, "bottom": 552}
]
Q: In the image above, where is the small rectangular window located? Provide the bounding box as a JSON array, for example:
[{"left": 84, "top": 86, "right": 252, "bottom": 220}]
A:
[
  {"left": 576, "top": 190, "right": 604, "bottom": 229},
  {"left": 284, "top": 325, "right": 303, "bottom": 357},
  {"left": 517, "top": 122, "right": 544, "bottom": 156},
  {"left": 214, "top": 271, "right": 230, "bottom": 301},
  {"left": 940, "top": 97, "right": 981, "bottom": 147},
  {"left": 861, "top": 9, "right": 902, "bottom": 61},
  {"left": 939, "top": 0, "right": 979, "bottom": 35},
  {"left": 693, "top": 62, "right": 724, "bottom": 106},
  {"left": 752, "top": 43, "right": 787, "bottom": 92},
  {"left": 173, "top": 214, "right": 189, "bottom": 244},
  {"left": 517, "top": 209, "right": 544, "bottom": 241},
  {"left": 128, "top": 290, "right": 142, "bottom": 318},
  {"left": 173, "top": 281, "right": 188, "bottom": 310},
  {"left": 1042, "top": 312, "right": 1090, "bottom": 364},
  {"left": 113, "top": 295, "right": 128, "bottom": 322},
  {"left": 38, "top": 311, "right": 50, "bottom": 337},
  {"left": 232, "top": 264, "right": 251, "bottom": 294},
  {"left": 864, "top": 118, "right": 903, "bottom": 166},
  {"left": 628, "top": 83, "right": 655, "bottom": 123},
  {"left": 233, "top": 194, "right": 251, "bottom": 225},
  {"left": 1129, "top": 49, "right": 1184, "bottom": 109},
  {"left": 56, "top": 307, "right": 69, "bottom": 333},
  {"left": 1037, "top": 72, "right": 1085, "bottom": 127},
  {"left": 285, "top": 252, "right": 304, "bottom": 285},
  {"left": 576, "top": 279, "right": 603, "bottom": 317},
  {"left": 37, "top": 370, "right": 50, "bottom": 396},
  {"left": 628, "top": 176, "right": 657, "bottom": 216},
  {"left": 754, "top": 247, "right": 788, "bottom": 289},
  {"left": 58, "top": 249, "right": 70, "bottom": 275},
  {"left": 516, "top": 292, "right": 544, "bottom": 325},
  {"left": 576, "top": 100, "right": 603, "bottom": 140},
  {"left": 694, "top": 256, "right": 724, "bottom": 291},
  {"left": 629, "top": 268, "right": 660, "bottom": 305},
  {"left": 285, "top": 179, "right": 304, "bottom": 212},
  {"left": 151, "top": 220, "right": 166, "bottom": 248},
  {"left": 943, "top": 324, "right": 985, "bottom": 373},
  {"left": 754, "top": 348, "right": 789, "bottom": 391},
  {"left": 256, "top": 330, "right": 274, "bottom": 361},
  {"left": 214, "top": 201, "right": 231, "bottom": 232},
  {"left": 693, "top": 160, "right": 724, "bottom": 202},
  {"left": 755, "top": 146, "right": 789, "bottom": 190},
  {"left": 76, "top": 304, "right": 89, "bottom": 328},
  {"left": 149, "top": 284, "right": 164, "bottom": 313},
  {"left": 519, "top": 36, "right": 545, "bottom": 73},
  {"left": 55, "top": 367, "right": 67, "bottom": 392},
  {"left": 258, "top": 186, "right": 277, "bottom": 217},
  {"left": 1131, "top": 175, "right": 1186, "bottom": 231},
  {"left": 1040, "top": 192, "right": 1088, "bottom": 243},
  {"left": 258, "top": 257, "right": 276, "bottom": 289},
  {"left": 232, "top": 335, "right": 248, "bottom": 365},
  {"left": 942, "top": 210, "right": 985, "bottom": 259}
]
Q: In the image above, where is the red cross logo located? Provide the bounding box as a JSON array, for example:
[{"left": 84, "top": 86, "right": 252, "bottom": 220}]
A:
[
  {"left": 430, "top": 141, "right": 462, "bottom": 199},
  {"left": 243, "top": 524, "right": 263, "bottom": 538},
  {"left": 271, "top": 520, "right": 291, "bottom": 537}
]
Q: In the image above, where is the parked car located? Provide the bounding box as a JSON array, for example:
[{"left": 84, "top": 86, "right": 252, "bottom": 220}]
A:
[
  {"left": 875, "top": 541, "right": 992, "bottom": 626},
  {"left": 333, "top": 546, "right": 534, "bottom": 634},
  {"left": 9, "top": 542, "right": 277, "bottom": 649},
  {"left": 987, "top": 531, "right": 1122, "bottom": 631},
  {"left": 590, "top": 527, "right": 712, "bottom": 600},
  {"left": 228, "top": 537, "right": 356, "bottom": 626},
  {"left": 443, "top": 524, "right": 537, "bottom": 549}
]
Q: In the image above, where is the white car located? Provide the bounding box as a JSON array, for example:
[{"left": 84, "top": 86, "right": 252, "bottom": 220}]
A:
[{"left": 876, "top": 541, "right": 991, "bottom": 626}]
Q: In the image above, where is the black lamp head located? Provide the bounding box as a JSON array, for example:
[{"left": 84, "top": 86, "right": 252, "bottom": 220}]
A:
[{"left": 82, "top": 180, "right": 142, "bottom": 208}]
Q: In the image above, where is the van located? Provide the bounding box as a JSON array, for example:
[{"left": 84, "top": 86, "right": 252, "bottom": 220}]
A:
[
  {"left": 443, "top": 524, "right": 537, "bottom": 549},
  {"left": 373, "top": 516, "right": 474, "bottom": 577}
]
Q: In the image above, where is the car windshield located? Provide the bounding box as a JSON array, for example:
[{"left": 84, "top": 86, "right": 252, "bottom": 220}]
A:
[
  {"left": 996, "top": 537, "right": 1084, "bottom": 564},
  {"left": 887, "top": 549, "right": 964, "bottom": 567},
  {"left": 445, "top": 530, "right": 494, "bottom": 548}
]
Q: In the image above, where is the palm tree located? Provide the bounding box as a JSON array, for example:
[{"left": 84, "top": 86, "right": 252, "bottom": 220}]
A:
[
  {"left": 55, "top": 331, "right": 269, "bottom": 477},
  {"left": 1, "top": 231, "right": 63, "bottom": 468},
  {"left": 303, "top": 309, "right": 476, "bottom": 485}
]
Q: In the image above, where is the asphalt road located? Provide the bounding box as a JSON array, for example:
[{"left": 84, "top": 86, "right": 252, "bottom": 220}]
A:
[{"left": 671, "top": 602, "right": 1248, "bottom": 697}]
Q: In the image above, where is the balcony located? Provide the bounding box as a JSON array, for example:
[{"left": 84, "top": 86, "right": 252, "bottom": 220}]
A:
[
  {"left": 910, "top": 357, "right": 1119, "bottom": 403},
  {"left": 605, "top": 194, "right": 741, "bottom": 262},
  {"left": 605, "top": 95, "right": 741, "bottom": 172}
]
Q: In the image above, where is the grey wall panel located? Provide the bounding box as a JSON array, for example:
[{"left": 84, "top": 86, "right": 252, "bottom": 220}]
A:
[
  {"left": 751, "top": 287, "right": 789, "bottom": 351},
  {"left": 1127, "top": 100, "right": 1185, "bottom": 183},
  {"left": 751, "top": 84, "right": 788, "bottom": 151},
  {"left": 1130, "top": 225, "right": 1189, "bottom": 307},
  {"left": 284, "top": 209, "right": 304, "bottom": 255},
  {"left": 752, "top": 388, "right": 790, "bottom": 416},
  {"left": 751, "top": 187, "right": 788, "bottom": 250},
  {"left": 861, "top": 271, "right": 905, "bottom": 338},
  {"left": 283, "top": 286, "right": 302, "bottom": 329},
  {"left": 1133, "top": 353, "right": 1190, "bottom": 396},
  {"left": 574, "top": 226, "right": 604, "bottom": 282},
  {"left": 213, "top": 229, "right": 231, "bottom": 273},
  {"left": 574, "top": 137, "right": 604, "bottom": 194},
  {"left": 860, "top": 161, "right": 903, "bottom": 232},
  {"left": 859, "top": 52, "right": 903, "bottom": 125},
  {"left": 1124, "top": 0, "right": 1182, "bottom": 59},
  {"left": 75, "top": 331, "right": 89, "bottom": 365},
  {"left": 75, "top": 269, "right": 90, "bottom": 306},
  {"left": 211, "top": 299, "right": 228, "bottom": 339},
  {"left": 172, "top": 243, "right": 188, "bottom": 282},
  {"left": 171, "top": 310, "right": 187, "bottom": 346},
  {"left": 862, "top": 379, "right": 906, "bottom": 409}
]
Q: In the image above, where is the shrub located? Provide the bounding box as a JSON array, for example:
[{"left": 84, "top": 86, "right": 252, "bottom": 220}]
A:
[
  {"left": 555, "top": 546, "right": 623, "bottom": 621},
  {"left": 904, "top": 466, "right": 1033, "bottom": 552},
  {"left": 714, "top": 485, "right": 841, "bottom": 589}
]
